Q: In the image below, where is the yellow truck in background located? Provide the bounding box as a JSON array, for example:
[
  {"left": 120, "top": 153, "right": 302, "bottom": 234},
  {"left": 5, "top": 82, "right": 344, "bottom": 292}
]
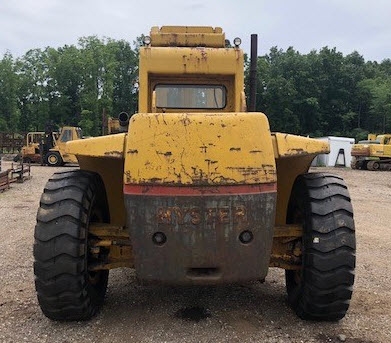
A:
[
  {"left": 351, "top": 134, "right": 391, "bottom": 170},
  {"left": 15, "top": 126, "right": 81, "bottom": 166}
]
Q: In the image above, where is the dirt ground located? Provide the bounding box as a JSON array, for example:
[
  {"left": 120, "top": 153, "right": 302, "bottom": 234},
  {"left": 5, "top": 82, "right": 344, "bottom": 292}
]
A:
[{"left": 0, "top": 162, "right": 390, "bottom": 343}]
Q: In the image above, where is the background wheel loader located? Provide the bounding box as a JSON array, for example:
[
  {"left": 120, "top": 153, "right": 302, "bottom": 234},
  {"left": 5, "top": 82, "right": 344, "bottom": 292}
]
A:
[{"left": 33, "top": 26, "right": 356, "bottom": 322}]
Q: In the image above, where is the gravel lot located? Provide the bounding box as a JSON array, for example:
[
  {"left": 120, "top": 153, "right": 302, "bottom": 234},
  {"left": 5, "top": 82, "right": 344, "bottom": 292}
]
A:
[{"left": 0, "top": 162, "right": 390, "bottom": 343}]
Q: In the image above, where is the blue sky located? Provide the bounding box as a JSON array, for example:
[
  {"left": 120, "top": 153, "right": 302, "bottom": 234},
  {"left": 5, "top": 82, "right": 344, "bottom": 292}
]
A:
[{"left": 1, "top": 0, "right": 390, "bottom": 61}]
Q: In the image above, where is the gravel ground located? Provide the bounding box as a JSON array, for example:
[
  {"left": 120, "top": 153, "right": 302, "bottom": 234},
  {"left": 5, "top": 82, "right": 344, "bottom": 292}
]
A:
[{"left": 0, "top": 161, "right": 390, "bottom": 343}]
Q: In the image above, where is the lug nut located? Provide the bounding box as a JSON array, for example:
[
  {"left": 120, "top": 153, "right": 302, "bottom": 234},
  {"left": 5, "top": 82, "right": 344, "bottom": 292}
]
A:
[
  {"left": 239, "top": 230, "right": 253, "bottom": 244},
  {"left": 152, "top": 232, "right": 167, "bottom": 246}
]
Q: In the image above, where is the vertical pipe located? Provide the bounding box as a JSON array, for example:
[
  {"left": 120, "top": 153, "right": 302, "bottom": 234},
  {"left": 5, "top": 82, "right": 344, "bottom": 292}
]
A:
[
  {"left": 102, "top": 108, "right": 107, "bottom": 135},
  {"left": 249, "top": 34, "right": 258, "bottom": 112}
]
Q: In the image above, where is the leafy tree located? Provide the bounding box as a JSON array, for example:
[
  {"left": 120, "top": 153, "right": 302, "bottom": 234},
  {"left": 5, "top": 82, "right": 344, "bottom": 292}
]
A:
[
  {"left": 359, "top": 77, "right": 391, "bottom": 133},
  {"left": 1, "top": 33, "right": 390, "bottom": 144},
  {"left": 78, "top": 109, "right": 95, "bottom": 136},
  {"left": 110, "top": 39, "right": 138, "bottom": 117},
  {"left": 0, "top": 52, "right": 20, "bottom": 131},
  {"left": 16, "top": 49, "right": 51, "bottom": 131}
]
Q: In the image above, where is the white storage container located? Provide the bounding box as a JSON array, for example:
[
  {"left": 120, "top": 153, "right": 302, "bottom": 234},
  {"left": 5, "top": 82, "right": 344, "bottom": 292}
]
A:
[{"left": 312, "top": 136, "right": 355, "bottom": 167}]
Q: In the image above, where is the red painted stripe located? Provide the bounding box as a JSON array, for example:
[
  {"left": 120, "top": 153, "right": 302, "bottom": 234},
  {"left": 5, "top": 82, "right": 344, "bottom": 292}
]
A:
[{"left": 124, "top": 183, "right": 277, "bottom": 196}]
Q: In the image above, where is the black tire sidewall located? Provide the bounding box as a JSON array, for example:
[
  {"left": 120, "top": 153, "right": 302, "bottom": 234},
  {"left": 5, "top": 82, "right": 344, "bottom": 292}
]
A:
[
  {"left": 285, "top": 176, "right": 308, "bottom": 307},
  {"left": 45, "top": 152, "right": 62, "bottom": 166},
  {"left": 34, "top": 171, "right": 109, "bottom": 320},
  {"left": 285, "top": 173, "right": 355, "bottom": 321}
]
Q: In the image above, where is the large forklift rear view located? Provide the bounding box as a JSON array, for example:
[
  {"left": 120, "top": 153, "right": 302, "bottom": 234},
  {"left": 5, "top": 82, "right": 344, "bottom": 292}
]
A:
[{"left": 33, "top": 26, "right": 356, "bottom": 322}]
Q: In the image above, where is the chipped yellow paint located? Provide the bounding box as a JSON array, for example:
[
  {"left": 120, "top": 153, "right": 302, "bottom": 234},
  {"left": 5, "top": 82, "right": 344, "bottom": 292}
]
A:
[
  {"left": 65, "top": 133, "right": 126, "bottom": 159},
  {"left": 351, "top": 144, "right": 370, "bottom": 156},
  {"left": 138, "top": 46, "right": 244, "bottom": 113},
  {"left": 272, "top": 133, "right": 329, "bottom": 158},
  {"left": 150, "top": 26, "right": 225, "bottom": 47},
  {"left": 271, "top": 133, "right": 330, "bottom": 225},
  {"left": 124, "top": 112, "right": 277, "bottom": 185},
  {"left": 65, "top": 135, "right": 127, "bottom": 227}
]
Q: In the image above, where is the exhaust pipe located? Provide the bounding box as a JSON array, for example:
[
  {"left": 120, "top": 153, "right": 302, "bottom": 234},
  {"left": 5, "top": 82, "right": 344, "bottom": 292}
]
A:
[
  {"left": 248, "top": 34, "right": 258, "bottom": 112},
  {"left": 118, "top": 112, "right": 130, "bottom": 132}
]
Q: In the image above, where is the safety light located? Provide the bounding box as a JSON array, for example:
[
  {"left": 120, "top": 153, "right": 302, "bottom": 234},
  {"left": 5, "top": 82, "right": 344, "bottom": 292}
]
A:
[
  {"left": 143, "top": 36, "right": 151, "bottom": 45},
  {"left": 233, "top": 37, "right": 241, "bottom": 47}
]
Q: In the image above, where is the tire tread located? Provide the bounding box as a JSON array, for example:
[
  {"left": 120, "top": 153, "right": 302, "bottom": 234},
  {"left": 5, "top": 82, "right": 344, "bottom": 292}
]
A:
[
  {"left": 286, "top": 173, "right": 356, "bottom": 321},
  {"left": 34, "top": 171, "right": 108, "bottom": 321}
]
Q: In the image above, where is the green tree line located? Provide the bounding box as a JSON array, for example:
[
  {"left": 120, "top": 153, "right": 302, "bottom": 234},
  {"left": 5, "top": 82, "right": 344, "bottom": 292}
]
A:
[
  {"left": 1, "top": 36, "right": 390, "bottom": 140},
  {"left": 0, "top": 36, "right": 139, "bottom": 136},
  {"left": 248, "top": 47, "right": 391, "bottom": 140}
]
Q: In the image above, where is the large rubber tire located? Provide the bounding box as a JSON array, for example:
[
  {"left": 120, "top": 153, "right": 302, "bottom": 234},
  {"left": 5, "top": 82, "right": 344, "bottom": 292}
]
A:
[
  {"left": 45, "top": 151, "right": 63, "bottom": 166},
  {"left": 34, "top": 170, "right": 110, "bottom": 321},
  {"left": 285, "top": 173, "right": 356, "bottom": 321}
]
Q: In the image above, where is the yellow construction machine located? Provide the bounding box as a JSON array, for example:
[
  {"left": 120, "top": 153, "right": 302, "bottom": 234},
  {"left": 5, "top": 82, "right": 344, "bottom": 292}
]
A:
[
  {"left": 33, "top": 26, "right": 356, "bottom": 322},
  {"left": 14, "top": 131, "right": 52, "bottom": 164},
  {"left": 15, "top": 126, "right": 81, "bottom": 166},
  {"left": 351, "top": 133, "right": 391, "bottom": 170},
  {"left": 43, "top": 125, "right": 81, "bottom": 166}
]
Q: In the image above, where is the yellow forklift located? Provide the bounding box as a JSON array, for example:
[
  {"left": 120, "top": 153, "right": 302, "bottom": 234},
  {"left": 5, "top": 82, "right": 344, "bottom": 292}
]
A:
[{"left": 33, "top": 26, "right": 356, "bottom": 322}]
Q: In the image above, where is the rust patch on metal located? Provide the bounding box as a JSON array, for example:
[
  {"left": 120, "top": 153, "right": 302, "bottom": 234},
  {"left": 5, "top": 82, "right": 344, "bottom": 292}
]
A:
[
  {"left": 149, "top": 177, "right": 163, "bottom": 183},
  {"left": 125, "top": 191, "right": 277, "bottom": 284},
  {"left": 226, "top": 166, "right": 264, "bottom": 176},
  {"left": 204, "top": 159, "right": 218, "bottom": 165},
  {"left": 125, "top": 171, "right": 131, "bottom": 184},
  {"left": 200, "top": 145, "right": 208, "bottom": 153},
  {"left": 180, "top": 116, "right": 191, "bottom": 126},
  {"left": 156, "top": 151, "right": 173, "bottom": 157},
  {"left": 104, "top": 151, "right": 123, "bottom": 158},
  {"left": 287, "top": 148, "right": 305, "bottom": 155}
]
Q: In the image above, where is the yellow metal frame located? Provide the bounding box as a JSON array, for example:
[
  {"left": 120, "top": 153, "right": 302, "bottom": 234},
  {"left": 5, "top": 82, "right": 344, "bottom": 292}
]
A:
[
  {"left": 272, "top": 133, "right": 329, "bottom": 224},
  {"left": 87, "top": 222, "right": 304, "bottom": 271},
  {"left": 150, "top": 26, "right": 225, "bottom": 48},
  {"left": 65, "top": 26, "right": 332, "bottom": 273},
  {"left": 124, "top": 112, "right": 276, "bottom": 186},
  {"left": 138, "top": 47, "right": 244, "bottom": 113}
]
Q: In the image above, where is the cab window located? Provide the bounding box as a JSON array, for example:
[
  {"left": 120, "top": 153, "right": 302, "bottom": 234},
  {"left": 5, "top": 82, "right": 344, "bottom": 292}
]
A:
[
  {"left": 60, "top": 129, "right": 72, "bottom": 142},
  {"left": 76, "top": 128, "right": 83, "bottom": 139},
  {"left": 155, "top": 84, "right": 226, "bottom": 109}
]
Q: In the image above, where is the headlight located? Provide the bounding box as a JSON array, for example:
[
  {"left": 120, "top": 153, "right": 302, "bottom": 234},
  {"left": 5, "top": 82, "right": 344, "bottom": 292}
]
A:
[
  {"left": 143, "top": 36, "right": 151, "bottom": 45},
  {"left": 233, "top": 37, "right": 241, "bottom": 47}
]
